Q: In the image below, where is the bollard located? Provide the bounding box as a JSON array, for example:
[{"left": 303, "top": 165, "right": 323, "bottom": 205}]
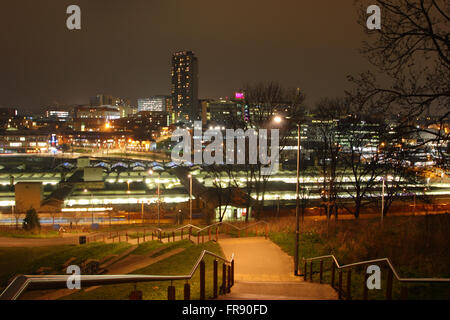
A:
[
  {"left": 168, "top": 284, "right": 176, "bottom": 300},
  {"left": 346, "top": 270, "right": 352, "bottom": 300},
  {"left": 309, "top": 261, "right": 313, "bottom": 281},
  {"left": 143, "top": 230, "right": 146, "bottom": 242},
  {"left": 200, "top": 260, "right": 205, "bottom": 300},
  {"left": 386, "top": 268, "right": 393, "bottom": 300},
  {"left": 331, "top": 262, "right": 336, "bottom": 288},
  {"left": 363, "top": 271, "right": 369, "bottom": 300},
  {"left": 319, "top": 260, "right": 323, "bottom": 283},
  {"left": 137, "top": 236, "right": 140, "bottom": 245},
  {"left": 221, "top": 263, "right": 226, "bottom": 295},
  {"left": 184, "top": 283, "right": 190, "bottom": 300},
  {"left": 338, "top": 271, "right": 343, "bottom": 300},
  {"left": 213, "top": 260, "right": 218, "bottom": 298}
]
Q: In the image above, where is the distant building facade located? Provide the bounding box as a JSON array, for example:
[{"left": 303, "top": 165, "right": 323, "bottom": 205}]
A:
[
  {"left": 171, "top": 51, "right": 199, "bottom": 122},
  {"left": 137, "top": 96, "right": 168, "bottom": 112},
  {"left": 74, "top": 105, "right": 120, "bottom": 120}
]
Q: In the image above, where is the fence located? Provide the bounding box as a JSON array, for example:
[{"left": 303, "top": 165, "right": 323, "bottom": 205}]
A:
[{"left": 85, "top": 220, "right": 270, "bottom": 245}]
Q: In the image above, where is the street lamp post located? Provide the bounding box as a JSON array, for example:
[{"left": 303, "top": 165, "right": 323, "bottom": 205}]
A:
[
  {"left": 274, "top": 115, "right": 301, "bottom": 276},
  {"left": 294, "top": 124, "right": 301, "bottom": 276},
  {"left": 157, "top": 177, "right": 161, "bottom": 228},
  {"left": 84, "top": 189, "right": 94, "bottom": 225},
  {"left": 381, "top": 177, "right": 385, "bottom": 226},
  {"left": 127, "top": 181, "right": 131, "bottom": 224},
  {"left": 188, "top": 174, "right": 193, "bottom": 224},
  {"left": 148, "top": 169, "right": 161, "bottom": 228}
]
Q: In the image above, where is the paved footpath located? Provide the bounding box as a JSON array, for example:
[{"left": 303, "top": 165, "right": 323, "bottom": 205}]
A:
[
  {"left": 218, "top": 237, "right": 337, "bottom": 300},
  {"left": 0, "top": 234, "right": 82, "bottom": 247}
]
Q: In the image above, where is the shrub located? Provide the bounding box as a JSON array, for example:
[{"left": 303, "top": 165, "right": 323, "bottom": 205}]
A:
[{"left": 22, "top": 208, "right": 41, "bottom": 231}]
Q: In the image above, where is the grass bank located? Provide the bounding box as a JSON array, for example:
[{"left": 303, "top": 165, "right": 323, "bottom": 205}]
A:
[
  {"left": 268, "top": 214, "right": 450, "bottom": 300},
  {"left": 0, "top": 242, "right": 131, "bottom": 291},
  {"left": 63, "top": 240, "right": 225, "bottom": 300}
]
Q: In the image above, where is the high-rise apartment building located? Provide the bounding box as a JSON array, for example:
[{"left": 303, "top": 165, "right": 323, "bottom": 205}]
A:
[{"left": 171, "top": 51, "right": 199, "bottom": 123}]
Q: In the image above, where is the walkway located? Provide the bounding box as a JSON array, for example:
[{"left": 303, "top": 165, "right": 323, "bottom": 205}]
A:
[
  {"left": 218, "top": 237, "right": 337, "bottom": 300},
  {"left": 0, "top": 234, "right": 82, "bottom": 247}
]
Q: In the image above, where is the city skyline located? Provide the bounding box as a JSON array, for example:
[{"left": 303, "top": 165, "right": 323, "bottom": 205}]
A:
[{"left": 0, "top": 0, "right": 372, "bottom": 112}]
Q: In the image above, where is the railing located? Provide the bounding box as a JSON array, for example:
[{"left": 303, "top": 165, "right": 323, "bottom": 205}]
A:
[
  {"left": 302, "top": 255, "right": 450, "bottom": 300},
  {"left": 174, "top": 221, "right": 269, "bottom": 244},
  {"left": 0, "top": 250, "right": 235, "bottom": 301},
  {"left": 86, "top": 220, "right": 269, "bottom": 245}
]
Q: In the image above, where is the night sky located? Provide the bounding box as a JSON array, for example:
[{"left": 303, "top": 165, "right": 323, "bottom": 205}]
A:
[{"left": 0, "top": 0, "right": 372, "bottom": 112}]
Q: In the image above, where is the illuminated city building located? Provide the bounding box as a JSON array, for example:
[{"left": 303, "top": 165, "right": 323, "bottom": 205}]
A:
[{"left": 171, "top": 51, "right": 199, "bottom": 123}]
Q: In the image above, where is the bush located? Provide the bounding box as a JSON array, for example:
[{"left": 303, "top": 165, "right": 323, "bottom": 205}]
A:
[{"left": 22, "top": 208, "right": 41, "bottom": 231}]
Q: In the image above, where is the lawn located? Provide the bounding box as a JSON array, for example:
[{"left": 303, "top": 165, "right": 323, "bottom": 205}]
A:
[
  {"left": 0, "top": 242, "right": 131, "bottom": 291},
  {"left": 62, "top": 240, "right": 226, "bottom": 300}
]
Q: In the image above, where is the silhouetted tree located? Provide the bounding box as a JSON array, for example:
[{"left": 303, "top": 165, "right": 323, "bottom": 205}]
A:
[
  {"left": 23, "top": 208, "right": 40, "bottom": 231},
  {"left": 351, "top": 0, "right": 449, "bottom": 170}
]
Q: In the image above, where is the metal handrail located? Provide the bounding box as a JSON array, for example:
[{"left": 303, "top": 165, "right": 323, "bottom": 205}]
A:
[
  {"left": 0, "top": 250, "right": 234, "bottom": 300},
  {"left": 174, "top": 220, "right": 269, "bottom": 234},
  {"left": 303, "top": 255, "right": 450, "bottom": 283}
]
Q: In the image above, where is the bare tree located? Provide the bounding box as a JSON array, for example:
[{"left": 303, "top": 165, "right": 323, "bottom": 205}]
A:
[
  {"left": 351, "top": 0, "right": 449, "bottom": 169},
  {"left": 203, "top": 165, "right": 240, "bottom": 222},
  {"left": 337, "top": 111, "right": 387, "bottom": 218},
  {"left": 313, "top": 98, "right": 349, "bottom": 220},
  {"left": 241, "top": 82, "right": 306, "bottom": 220}
]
